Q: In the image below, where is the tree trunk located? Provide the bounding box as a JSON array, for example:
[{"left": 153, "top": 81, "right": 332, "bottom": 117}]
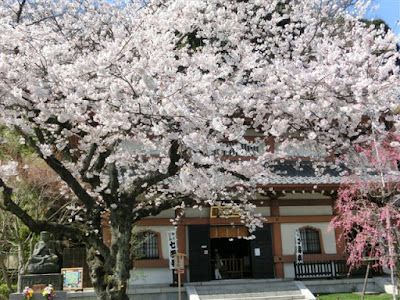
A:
[
  {"left": 0, "top": 253, "right": 12, "bottom": 291},
  {"left": 388, "top": 262, "right": 398, "bottom": 300},
  {"left": 17, "top": 239, "right": 26, "bottom": 275},
  {"left": 17, "top": 240, "right": 26, "bottom": 293},
  {"left": 361, "top": 261, "right": 371, "bottom": 300},
  {"left": 114, "top": 205, "right": 133, "bottom": 300},
  {"left": 86, "top": 246, "right": 110, "bottom": 300},
  {"left": 396, "top": 262, "right": 400, "bottom": 300},
  {"left": 29, "top": 233, "right": 35, "bottom": 257},
  {"left": 86, "top": 203, "right": 134, "bottom": 300}
]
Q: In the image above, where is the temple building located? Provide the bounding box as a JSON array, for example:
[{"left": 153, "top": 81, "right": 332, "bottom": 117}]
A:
[{"left": 103, "top": 160, "right": 350, "bottom": 285}]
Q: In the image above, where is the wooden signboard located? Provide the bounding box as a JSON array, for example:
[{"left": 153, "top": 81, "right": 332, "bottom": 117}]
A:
[
  {"left": 173, "top": 253, "right": 185, "bottom": 270},
  {"left": 61, "top": 267, "right": 83, "bottom": 290},
  {"left": 172, "top": 253, "right": 186, "bottom": 300},
  {"left": 210, "top": 206, "right": 240, "bottom": 218}
]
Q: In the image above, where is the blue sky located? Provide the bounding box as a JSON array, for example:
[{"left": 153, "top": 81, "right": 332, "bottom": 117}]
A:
[
  {"left": 108, "top": 0, "right": 399, "bottom": 36},
  {"left": 364, "top": 0, "right": 400, "bottom": 36}
]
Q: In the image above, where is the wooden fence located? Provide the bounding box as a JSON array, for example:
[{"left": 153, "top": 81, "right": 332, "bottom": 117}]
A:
[{"left": 294, "top": 260, "right": 382, "bottom": 280}]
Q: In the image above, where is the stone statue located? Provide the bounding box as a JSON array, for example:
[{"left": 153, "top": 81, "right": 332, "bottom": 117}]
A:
[{"left": 25, "top": 231, "right": 59, "bottom": 274}]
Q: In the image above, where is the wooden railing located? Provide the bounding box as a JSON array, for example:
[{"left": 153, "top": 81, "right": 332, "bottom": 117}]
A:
[
  {"left": 294, "top": 260, "right": 382, "bottom": 280},
  {"left": 294, "top": 261, "right": 333, "bottom": 279},
  {"left": 220, "top": 258, "right": 252, "bottom": 279},
  {"left": 221, "top": 258, "right": 243, "bottom": 278}
]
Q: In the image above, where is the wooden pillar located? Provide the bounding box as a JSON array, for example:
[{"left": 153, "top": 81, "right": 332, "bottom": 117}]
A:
[
  {"left": 332, "top": 203, "right": 346, "bottom": 255},
  {"left": 177, "top": 224, "right": 186, "bottom": 254},
  {"left": 334, "top": 227, "right": 346, "bottom": 254},
  {"left": 271, "top": 199, "right": 284, "bottom": 278},
  {"left": 177, "top": 224, "right": 187, "bottom": 282}
]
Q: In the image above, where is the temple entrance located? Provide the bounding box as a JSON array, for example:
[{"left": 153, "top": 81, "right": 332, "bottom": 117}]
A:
[
  {"left": 188, "top": 225, "right": 274, "bottom": 282},
  {"left": 211, "top": 237, "right": 252, "bottom": 279}
]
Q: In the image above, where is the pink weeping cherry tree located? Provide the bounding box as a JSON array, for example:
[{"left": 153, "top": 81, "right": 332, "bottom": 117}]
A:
[{"left": 332, "top": 130, "right": 400, "bottom": 298}]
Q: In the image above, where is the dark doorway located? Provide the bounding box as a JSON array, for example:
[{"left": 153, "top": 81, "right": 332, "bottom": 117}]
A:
[
  {"left": 250, "top": 225, "right": 274, "bottom": 278},
  {"left": 188, "top": 224, "right": 275, "bottom": 282},
  {"left": 211, "top": 238, "right": 251, "bottom": 279},
  {"left": 188, "top": 225, "right": 211, "bottom": 282}
]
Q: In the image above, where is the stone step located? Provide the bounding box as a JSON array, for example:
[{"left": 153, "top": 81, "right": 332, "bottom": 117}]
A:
[
  {"left": 199, "top": 294, "right": 306, "bottom": 300},
  {"left": 199, "top": 290, "right": 302, "bottom": 298},
  {"left": 195, "top": 282, "right": 296, "bottom": 288},
  {"left": 196, "top": 285, "right": 300, "bottom": 294},
  {"left": 196, "top": 282, "right": 298, "bottom": 290},
  {"left": 187, "top": 280, "right": 313, "bottom": 300}
]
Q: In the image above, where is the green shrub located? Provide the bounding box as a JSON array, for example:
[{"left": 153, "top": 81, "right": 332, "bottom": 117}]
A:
[
  {"left": 0, "top": 283, "right": 17, "bottom": 298},
  {"left": 318, "top": 293, "right": 394, "bottom": 300}
]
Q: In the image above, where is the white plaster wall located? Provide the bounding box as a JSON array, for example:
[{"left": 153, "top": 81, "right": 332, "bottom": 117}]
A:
[
  {"left": 132, "top": 225, "right": 176, "bottom": 259},
  {"left": 284, "top": 263, "right": 295, "bottom": 279},
  {"left": 279, "top": 206, "right": 332, "bottom": 216},
  {"left": 278, "top": 193, "right": 332, "bottom": 200},
  {"left": 129, "top": 267, "right": 172, "bottom": 285},
  {"left": 255, "top": 193, "right": 271, "bottom": 200},
  {"left": 146, "top": 209, "right": 175, "bottom": 219},
  {"left": 184, "top": 207, "right": 210, "bottom": 218},
  {"left": 254, "top": 206, "right": 270, "bottom": 217},
  {"left": 185, "top": 207, "right": 270, "bottom": 218},
  {"left": 281, "top": 222, "right": 336, "bottom": 255}
]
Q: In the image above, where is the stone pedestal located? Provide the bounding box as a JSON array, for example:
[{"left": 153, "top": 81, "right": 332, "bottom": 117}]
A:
[
  {"left": 18, "top": 273, "right": 63, "bottom": 293},
  {"left": 10, "top": 291, "right": 67, "bottom": 300}
]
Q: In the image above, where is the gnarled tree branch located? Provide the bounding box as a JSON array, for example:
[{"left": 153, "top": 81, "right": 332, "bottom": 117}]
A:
[
  {"left": 15, "top": 127, "right": 96, "bottom": 210},
  {"left": 131, "top": 139, "right": 181, "bottom": 197}
]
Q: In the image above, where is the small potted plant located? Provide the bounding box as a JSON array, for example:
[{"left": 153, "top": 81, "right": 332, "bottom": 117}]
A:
[
  {"left": 23, "top": 286, "right": 34, "bottom": 300},
  {"left": 42, "top": 284, "right": 55, "bottom": 300}
]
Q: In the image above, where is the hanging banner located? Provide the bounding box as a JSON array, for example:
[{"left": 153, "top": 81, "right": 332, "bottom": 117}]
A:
[
  {"left": 167, "top": 230, "right": 177, "bottom": 269},
  {"left": 295, "top": 229, "right": 304, "bottom": 264}
]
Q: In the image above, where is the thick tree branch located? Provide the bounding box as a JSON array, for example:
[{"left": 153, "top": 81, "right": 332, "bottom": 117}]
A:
[
  {"left": 16, "top": 0, "right": 26, "bottom": 23},
  {"left": 1, "top": 178, "right": 79, "bottom": 239},
  {"left": 220, "top": 168, "right": 249, "bottom": 181},
  {"left": 0, "top": 178, "right": 38, "bottom": 231},
  {"left": 132, "top": 140, "right": 181, "bottom": 196},
  {"left": 0, "top": 178, "right": 110, "bottom": 259},
  {"left": 41, "top": 155, "right": 96, "bottom": 209},
  {"left": 90, "top": 146, "right": 114, "bottom": 174},
  {"left": 194, "top": 163, "right": 250, "bottom": 181},
  {"left": 133, "top": 196, "right": 195, "bottom": 221},
  {"left": 15, "top": 127, "right": 96, "bottom": 209},
  {"left": 108, "top": 162, "right": 119, "bottom": 196},
  {"left": 80, "top": 143, "right": 97, "bottom": 178}
]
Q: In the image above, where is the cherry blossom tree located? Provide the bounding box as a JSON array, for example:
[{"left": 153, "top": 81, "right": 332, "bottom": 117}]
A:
[
  {"left": 0, "top": 0, "right": 399, "bottom": 299},
  {"left": 332, "top": 130, "right": 400, "bottom": 299}
]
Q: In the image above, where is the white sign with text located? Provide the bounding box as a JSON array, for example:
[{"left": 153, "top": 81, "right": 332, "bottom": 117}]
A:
[{"left": 167, "top": 230, "right": 177, "bottom": 269}]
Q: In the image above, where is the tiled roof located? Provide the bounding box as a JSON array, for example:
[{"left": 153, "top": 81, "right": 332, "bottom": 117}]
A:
[{"left": 259, "top": 161, "right": 345, "bottom": 185}]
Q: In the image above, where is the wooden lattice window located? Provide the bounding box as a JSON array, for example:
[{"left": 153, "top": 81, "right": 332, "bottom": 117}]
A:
[
  {"left": 299, "top": 227, "right": 321, "bottom": 254},
  {"left": 62, "top": 247, "right": 92, "bottom": 288},
  {"left": 133, "top": 231, "right": 160, "bottom": 260}
]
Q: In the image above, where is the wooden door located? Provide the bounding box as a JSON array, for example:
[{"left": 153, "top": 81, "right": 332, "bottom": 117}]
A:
[
  {"left": 250, "top": 225, "right": 275, "bottom": 278},
  {"left": 188, "top": 225, "right": 211, "bottom": 282}
]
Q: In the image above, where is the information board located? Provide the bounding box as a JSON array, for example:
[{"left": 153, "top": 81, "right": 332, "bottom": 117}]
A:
[{"left": 61, "top": 267, "right": 83, "bottom": 290}]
